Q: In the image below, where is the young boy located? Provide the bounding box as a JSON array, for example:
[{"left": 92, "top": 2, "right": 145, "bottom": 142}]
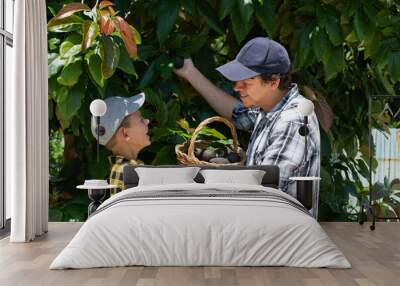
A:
[{"left": 91, "top": 92, "right": 150, "bottom": 194}]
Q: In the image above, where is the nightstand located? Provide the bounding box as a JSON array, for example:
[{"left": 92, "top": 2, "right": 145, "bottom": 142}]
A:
[
  {"left": 289, "top": 177, "right": 321, "bottom": 210},
  {"left": 77, "top": 180, "right": 117, "bottom": 216}
]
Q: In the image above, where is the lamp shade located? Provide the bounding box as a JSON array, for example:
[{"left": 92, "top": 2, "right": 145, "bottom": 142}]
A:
[
  {"left": 90, "top": 99, "right": 107, "bottom": 117},
  {"left": 298, "top": 99, "right": 314, "bottom": 117}
]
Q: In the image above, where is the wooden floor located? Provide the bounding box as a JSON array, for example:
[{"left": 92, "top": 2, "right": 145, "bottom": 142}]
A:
[{"left": 0, "top": 222, "right": 399, "bottom": 286}]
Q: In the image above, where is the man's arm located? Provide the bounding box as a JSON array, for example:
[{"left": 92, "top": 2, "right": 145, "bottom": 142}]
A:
[{"left": 174, "top": 59, "right": 239, "bottom": 120}]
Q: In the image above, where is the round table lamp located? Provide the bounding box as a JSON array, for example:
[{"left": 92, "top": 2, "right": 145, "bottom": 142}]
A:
[{"left": 90, "top": 99, "right": 107, "bottom": 161}]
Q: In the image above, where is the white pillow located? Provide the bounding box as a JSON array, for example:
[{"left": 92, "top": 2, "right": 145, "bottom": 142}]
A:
[
  {"left": 200, "top": 169, "right": 266, "bottom": 185},
  {"left": 135, "top": 167, "right": 201, "bottom": 186}
]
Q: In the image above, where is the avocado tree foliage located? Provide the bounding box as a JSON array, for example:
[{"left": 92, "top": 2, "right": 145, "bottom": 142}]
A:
[{"left": 47, "top": 0, "right": 400, "bottom": 221}]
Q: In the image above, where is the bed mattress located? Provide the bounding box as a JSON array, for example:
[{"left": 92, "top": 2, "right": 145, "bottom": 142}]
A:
[{"left": 50, "top": 183, "right": 350, "bottom": 269}]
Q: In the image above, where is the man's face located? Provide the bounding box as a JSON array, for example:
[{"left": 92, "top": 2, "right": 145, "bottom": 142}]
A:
[
  {"left": 233, "top": 76, "right": 278, "bottom": 108},
  {"left": 121, "top": 111, "right": 151, "bottom": 150}
]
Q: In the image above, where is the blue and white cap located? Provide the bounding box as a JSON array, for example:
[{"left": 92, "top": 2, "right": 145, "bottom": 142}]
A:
[
  {"left": 91, "top": 92, "right": 145, "bottom": 146},
  {"left": 216, "top": 37, "right": 290, "bottom": 81}
]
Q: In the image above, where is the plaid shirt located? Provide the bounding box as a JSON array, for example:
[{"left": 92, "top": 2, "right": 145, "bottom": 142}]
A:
[
  {"left": 109, "top": 155, "right": 143, "bottom": 195},
  {"left": 232, "top": 84, "right": 320, "bottom": 217}
]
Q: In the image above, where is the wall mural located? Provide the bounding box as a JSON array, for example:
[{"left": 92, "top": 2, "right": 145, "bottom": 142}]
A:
[{"left": 46, "top": 0, "right": 400, "bottom": 222}]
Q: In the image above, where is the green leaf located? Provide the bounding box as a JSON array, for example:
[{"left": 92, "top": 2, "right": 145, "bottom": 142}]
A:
[
  {"left": 59, "top": 41, "right": 81, "bottom": 58},
  {"left": 56, "top": 87, "right": 83, "bottom": 128},
  {"left": 388, "top": 52, "right": 400, "bottom": 81},
  {"left": 177, "top": 118, "right": 191, "bottom": 131},
  {"left": 63, "top": 203, "right": 86, "bottom": 222},
  {"left": 57, "top": 61, "right": 82, "bottom": 86},
  {"left": 312, "top": 27, "right": 330, "bottom": 62},
  {"left": 160, "top": 60, "right": 173, "bottom": 81},
  {"left": 320, "top": 129, "right": 332, "bottom": 158},
  {"left": 382, "top": 27, "right": 395, "bottom": 37},
  {"left": 168, "top": 129, "right": 191, "bottom": 140},
  {"left": 49, "top": 208, "right": 63, "bottom": 222},
  {"left": 344, "top": 30, "right": 358, "bottom": 43},
  {"left": 197, "top": 1, "right": 224, "bottom": 35},
  {"left": 48, "top": 38, "right": 60, "bottom": 50},
  {"left": 54, "top": 86, "right": 69, "bottom": 104},
  {"left": 187, "top": 33, "right": 209, "bottom": 54},
  {"left": 151, "top": 127, "right": 173, "bottom": 141},
  {"left": 59, "top": 34, "right": 82, "bottom": 58},
  {"left": 51, "top": 3, "right": 90, "bottom": 20},
  {"left": 216, "top": 139, "right": 233, "bottom": 146},
  {"left": 374, "top": 38, "right": 396, "bottom": 69},
  {"left": 294, "top": 24, "right": 312, "bottom": 69},
  {"left": 47, "top": 5, "right": 56, "bottom": 17},
  {"left": 47, "top": 15, "right": 83, "bottom": 33},
  {"left": 167, "top": 100, "right": 181, "bottom": 126},
  {"left": 253, "top": 0, "right": 276, "bottom": 37},
  {"left": 156, "top": 100, "right": 168, "bottom": 126},
  {"left": 364, "top": 30, "right": 380, "bottom": 59},
  {"left": 131, "top": 26, "right": 142, "bottom": 45},
  {"left": 181, "top": 0, "right": 197, "bottom": 15},
  {"left": 100, "top": 36, "right": 120, "bottom": 79},
  {"left": 323, "top": 46, "right": 344, "bottom": 82},
  {"left": 117, "top": 45, "right": 137, "bottom": 77},
  {"left": 151, "top": 146, "right": 177, "bottom": 165},
  {"left": 199, "top": 127, "right": 226, "bottom": 140},
  {"left": 137, "top": 45, "right": 159, "bottom": 61},
  {"left": 139, "top": 58, "right": 161, "bottom": 88},
  {"left": 82, "top": 20, "right": 99, "bottom": 51},
  {"left": 325, "top": 16, "right": 342, "bottom": 46},
  {"left": 362, "top": 3, "right": 378, "bottom": 26},
  {"left": 85, "top": 51, "right": 105, "bottom": 87},
  {"left": 66, "top": 33, "right": 82, "bottom": 45},
  {"left": 48, "top": 53, "right": 66, "bottom": 78},
  {"left": 219, "top": 0, "right": 236, "bottom": 20},
  {"left": 237, "top": 0, "right": 253, "bottom": 25},
  {"left": 231, "top": 7, "right": 252, "bottom": 44},
  {"left": 48, "top": 77, "right": 58, "bottom": 100},
  {"left": 353, "top": 10, "right": 368, "bottom": 41},
  {"left": 157, "top": 0, "right": 179, "bottom": 44},
  {"left": 376, "top": 10, "right": 391, "bottom": 27}
]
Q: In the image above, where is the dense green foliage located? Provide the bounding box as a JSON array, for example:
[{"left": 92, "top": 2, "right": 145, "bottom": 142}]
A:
[{"left": 47, "top": 0, "right": 400, "bottom": 221}]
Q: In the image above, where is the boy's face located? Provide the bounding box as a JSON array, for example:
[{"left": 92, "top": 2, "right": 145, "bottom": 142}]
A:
[
  {"left": 233, "top": 76, "right": 279, "bottom": 109},
  {"left": 120, "top": 110, "right": 151, "bottom": 151}
]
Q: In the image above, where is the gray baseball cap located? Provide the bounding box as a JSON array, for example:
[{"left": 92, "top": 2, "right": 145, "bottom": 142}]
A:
[
  {"left": 91, "top": 92, "right": 145, "bottom": 146},
  {"left": 216, "top": 37, "right": 290, "bottom": 81}
]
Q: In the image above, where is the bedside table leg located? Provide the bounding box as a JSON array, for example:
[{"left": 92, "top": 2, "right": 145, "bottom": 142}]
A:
[
  {"left": 296, "top": 180, "right": 313, "bottom": 210},
  {"left": 87, "top": 189, "right": 106, "bottom": 216}
]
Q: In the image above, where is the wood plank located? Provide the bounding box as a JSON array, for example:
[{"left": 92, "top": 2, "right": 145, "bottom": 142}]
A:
[{"left": 0, "top": 222, "right": 399, "bottom": 286}]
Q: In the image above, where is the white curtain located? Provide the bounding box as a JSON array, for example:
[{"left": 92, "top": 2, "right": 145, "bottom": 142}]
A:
[{"left": 7, "top": 0, "right": 48, "bottom": 242}]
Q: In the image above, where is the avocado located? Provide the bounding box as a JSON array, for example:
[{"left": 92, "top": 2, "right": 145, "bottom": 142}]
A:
[
  {"left": 227, "top": 152, "right": 241, "bottom": 163},
  {"left": 215, "top": 147, "right": 228, "bottom": 158},
  {"left": 194, "top": 147, "right": 203, "bottom": 158},
  {"left": 209, "top": 157, "right": 230, "bottom": 164},
  {"left": 201, "top": 148, "right": 216, "bottom": 162}
]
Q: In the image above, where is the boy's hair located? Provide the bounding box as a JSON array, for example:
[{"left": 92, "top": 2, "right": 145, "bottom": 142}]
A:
[
  {"left": 260, "top": 71, "right": 292, "bottom": 91},
  {"left": 105, "top": 114, "right": 132, "bottom": 150}
]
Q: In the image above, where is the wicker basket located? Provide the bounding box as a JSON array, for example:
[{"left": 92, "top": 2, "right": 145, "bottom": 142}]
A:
[{"left": 175, "top": 116, "right": 246, "bottom": 166}]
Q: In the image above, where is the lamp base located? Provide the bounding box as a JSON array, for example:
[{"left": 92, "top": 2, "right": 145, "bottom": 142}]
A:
[{"left": 87, "top": 188, "right": 107, "bottom": 216}]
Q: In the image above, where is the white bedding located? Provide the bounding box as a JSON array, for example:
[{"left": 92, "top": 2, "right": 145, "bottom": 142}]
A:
[{"left": 50, "top": 183, "right": 351, "bottom": 269}]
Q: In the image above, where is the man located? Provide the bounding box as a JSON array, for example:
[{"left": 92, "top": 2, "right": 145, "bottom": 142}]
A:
[
  {"left": 174, "top": 37, "right": 320, "bottom": 217},
  {"left": 91, "top": 93, "right": 150, "bottom": 194}
]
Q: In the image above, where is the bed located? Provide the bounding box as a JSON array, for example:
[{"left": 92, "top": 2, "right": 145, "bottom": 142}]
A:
[{"left": 49, "top": 165, "right": 351, "bottom": 269}]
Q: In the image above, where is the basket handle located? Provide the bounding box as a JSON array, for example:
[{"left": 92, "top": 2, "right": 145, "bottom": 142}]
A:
[{"left": 187, "top": 116, "right": 239, "bottom": 159}]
